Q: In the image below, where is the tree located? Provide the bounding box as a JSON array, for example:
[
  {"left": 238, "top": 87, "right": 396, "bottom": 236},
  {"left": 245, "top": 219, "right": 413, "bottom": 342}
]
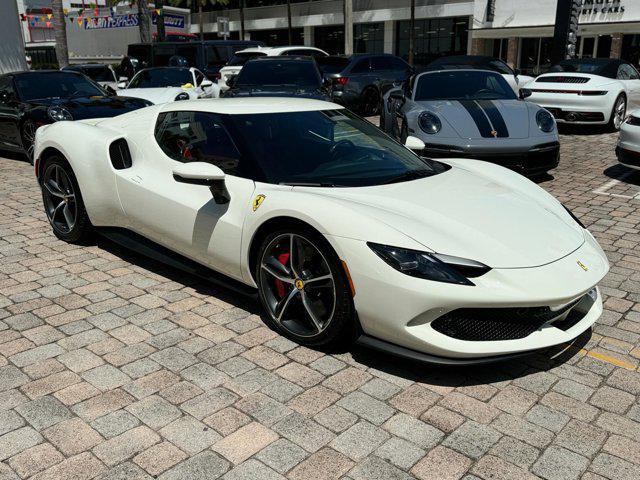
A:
[
  {"left": 408, "top": 0, "right": 415, "bottom": 65},
  {"left": 52, "top": 0, "right": 69, "bottom": 67},
  {"left": 107, "top": 0, "right": 151, "bottom": 43},
  {"left": 170, "top": 0, "right": 229, "bottom": 41},
  {"left": 156, "top": 0, "right": 166, "bottom": 42}
]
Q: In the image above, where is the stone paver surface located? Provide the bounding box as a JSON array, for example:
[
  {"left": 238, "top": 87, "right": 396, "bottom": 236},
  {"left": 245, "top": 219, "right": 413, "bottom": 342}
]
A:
[{"left": 0, "top": 126, "right": 639, "bottom": 479}]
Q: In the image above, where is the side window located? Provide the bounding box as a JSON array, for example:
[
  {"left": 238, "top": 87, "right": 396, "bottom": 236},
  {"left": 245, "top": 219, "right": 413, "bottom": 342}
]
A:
[
  {"left": 388, "top": 57, "right": 409, "bottom": 71},
  {"left": 350, "top": 58, "right": 370, "bottom": 74},
  {"left": 206, "top": 46, "right": 227, "bottom": 68},
  {"left": 624, "top": 63, "right": 640, "bottom": 80},
  {"left": 371, "top": 57, "right": 391, "bottom": 70},
  {"left": 0, "top": 77, "right": 15, "bottom": 100},
  {"left": 488, "top": 60, "right": 513, "bottom": 75},
  {"left": 175, "top": 45, "right": 198, "bottom": 67},
  {"left": 194, "top": 70, "right": 205, "bottom": 86},
  {"left": 155, "top": 111, "right": 242, "bottom": 175},
  {"left": 153, "top": 45, "right": 177, "bottom": 66}
]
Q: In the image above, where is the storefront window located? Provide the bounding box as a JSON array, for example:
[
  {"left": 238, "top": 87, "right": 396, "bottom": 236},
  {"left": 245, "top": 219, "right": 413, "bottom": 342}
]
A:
[
  {"left": 354, "top": 23, "right": 384, "bottom": 54},
  {"left": 395, "top": 17, "right": 468, "bottom": 69},
  {"left": 249, "top": 28, "right": 304, "bottom": 46},
  {"left": 597, "top": 35, "right": 612, "bottom": 58},
  {"left": 519, "top": 37, "right": 553, "bottom": 76},
  {"left": 314, "top": 26, "right": 344, "bottom": 55},
  {"left": 491, "top": 38, "right": 508, "bottom": 61},
  {"left": 622, "top": 35, "right": 640, "bottom": 67}
]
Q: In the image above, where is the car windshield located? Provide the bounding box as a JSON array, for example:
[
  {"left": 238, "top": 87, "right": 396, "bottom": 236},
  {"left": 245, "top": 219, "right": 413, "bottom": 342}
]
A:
[
  {"left": 315, "top": 56, "right": 350, "bottom": 74},
  {"left": 414, "top": 71, "right": 516, "bottom": 101},
  {"left": 128, "top": 68, "right": 192, "bottom": 88},
  {"left": 80, "top": 67, "right": 114, "bottom": 82},
  {"left": 235, "top": 61, "right": 320, "bottom": 87},
  {"left": 14, "top": 72, "right": 105, "bottom": 101},
  {"left": 224, "top": 109, "right": 446, "bottom": 187},
  {"left": 227, "top": 52, "right": 266, "bottom": 66}
]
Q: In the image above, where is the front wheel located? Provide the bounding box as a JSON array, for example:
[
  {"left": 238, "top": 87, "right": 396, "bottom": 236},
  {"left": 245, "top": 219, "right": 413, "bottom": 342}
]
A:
[
  {"left": 21, "top": 121, "right": 37, "bottom": 165},
  {"left": 609, "top": 94, "right": 626, "bottom": 131},
  {"left": 255, "top": 227, "right": 356, "bottom": 348},
  {"left": 41, "top": 156, "right": 93, "bottom": 243}
]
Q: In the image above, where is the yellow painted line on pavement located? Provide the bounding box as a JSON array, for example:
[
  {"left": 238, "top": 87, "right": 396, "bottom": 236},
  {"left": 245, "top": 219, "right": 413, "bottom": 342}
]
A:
[{"left": 578, "top": 348, "right": 637, "bottom": 370}]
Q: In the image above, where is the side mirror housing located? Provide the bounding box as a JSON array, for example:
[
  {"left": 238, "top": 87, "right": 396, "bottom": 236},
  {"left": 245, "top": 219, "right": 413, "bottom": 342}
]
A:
[
  {"left": 405, "top": 136, "right": 425, "bottom": 151},
  {"left": 200, "top": 79, "right": 213, "bottom": 88},
  {"left": 172, "top": 162, "right": 229, "bottom": 204},
  {"left": 519, "top": 88, "right": 532, "bottom": 100}
]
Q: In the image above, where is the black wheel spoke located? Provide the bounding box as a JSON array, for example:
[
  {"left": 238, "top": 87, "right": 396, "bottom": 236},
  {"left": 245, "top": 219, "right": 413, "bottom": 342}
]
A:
[
  {"left": 275, "top": 288, "right": 299, "bottom": 322},
  {"left": 262, "top": 257, "right": 294, "bottom": 284},
  {"left": 42, "top": 164, "right": 77, "bottom": 234},
  {"left": 301, "top": 292, "right": 323, "bottom": 332}
]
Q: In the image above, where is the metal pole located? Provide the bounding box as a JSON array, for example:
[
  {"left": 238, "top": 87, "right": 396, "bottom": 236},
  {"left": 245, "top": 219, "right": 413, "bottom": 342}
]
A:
[
  {"left": 344, "top": 0, "right": 353, "bottom": 54},
  {"left": 408, "top": 0, "right": 415, "bottom": 65}
]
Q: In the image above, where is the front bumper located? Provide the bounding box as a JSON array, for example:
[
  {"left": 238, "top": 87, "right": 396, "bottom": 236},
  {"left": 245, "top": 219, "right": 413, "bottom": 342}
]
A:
[
  {"left": 616, "top": 121, "right": 640, "bottom": 169},
  {"left": 527, "top": 92, "right": 612, "bottom": 124},
  {"left": 331, "top": 231, "right": 608, "bottom": 361},
  {"left": 421, "top": 141, "right": 560, "bottom": 176}
]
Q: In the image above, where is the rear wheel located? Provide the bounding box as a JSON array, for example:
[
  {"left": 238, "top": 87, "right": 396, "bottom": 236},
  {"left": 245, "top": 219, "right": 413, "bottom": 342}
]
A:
[
  {"left": 360, "top": 87, "right": 380, "bottom": 117},
  {"left": 41, "top": 156, "right": 93, "bottom": 243},
  {"left": 21, "top": 121, "right": 37, "bottom": 165},
  {"left": 255, "top": 227, "right": 355, "bottom": 348},
  {"left": 609, "top": 94, "right": 626, "bottom": 131}
]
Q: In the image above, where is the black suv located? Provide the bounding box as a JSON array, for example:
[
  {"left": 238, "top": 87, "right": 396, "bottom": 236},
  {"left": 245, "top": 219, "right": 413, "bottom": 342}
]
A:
[
  {"left": 317, "top": 54, "right": 413, "bottom": 115},
  {"left": 222, "top": 56, "right": 330, "bottom": 101},
  {"left": 125, "top": 40, "right": 265, "bottom": 81}
]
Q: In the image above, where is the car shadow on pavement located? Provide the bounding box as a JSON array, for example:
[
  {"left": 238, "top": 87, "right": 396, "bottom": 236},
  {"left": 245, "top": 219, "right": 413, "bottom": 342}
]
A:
[
  {"left": 604, "top": 163, "right": 640, "bottom": 184},
  {"left": 94, "top": 232, "right": 593, "bottom": 386},
  {"left": 0, "top": 149, "right": 30, "bottom": 163},
  {"left": 557, "top": 124, "right": 613, "bottom": 136}
]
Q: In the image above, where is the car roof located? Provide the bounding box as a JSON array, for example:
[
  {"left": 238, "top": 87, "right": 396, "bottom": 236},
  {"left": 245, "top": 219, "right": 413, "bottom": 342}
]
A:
[
  {"left": 235, "top": 46, "right": 327, "bottom": 55},
  {"left": 416, "top": 68, "right": 501, "bottom": 77},
  {"left": 10, "top": 70, "right": 84, "bottom": 76},
  {"left": 429, "top": 55, "right": 498, "bottom": 65},
  {"left": 63, "top": 64, "right": 110, "bottom": 69},
  {"left": 137, "top": 67, "right": 191, "bottom": 72},
  {"left": 247, "top": 56, "right": 314, "bottom": 62},
  {"left": 160, "top": 97, "right": 342, "bottom": 115}
]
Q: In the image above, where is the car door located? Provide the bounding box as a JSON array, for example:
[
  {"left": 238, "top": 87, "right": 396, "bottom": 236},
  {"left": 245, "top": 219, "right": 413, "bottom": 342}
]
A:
[
  {"left": 114, "top": 110, "right": 256, "bottom": 279},
  {"left": 0, "top": 76, "right": 22, "bottom": 149},
  {"left": 193, "top": 69, "right": 214, "bottom": 98},
  {"left": 617, "top": 63, "right": 640, "bottom": 110}
]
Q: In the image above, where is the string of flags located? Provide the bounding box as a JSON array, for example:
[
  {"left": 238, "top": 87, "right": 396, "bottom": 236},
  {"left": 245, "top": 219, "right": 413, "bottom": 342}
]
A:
[{"left": 20, "top": 4, "right": 164, "bottom": 28}]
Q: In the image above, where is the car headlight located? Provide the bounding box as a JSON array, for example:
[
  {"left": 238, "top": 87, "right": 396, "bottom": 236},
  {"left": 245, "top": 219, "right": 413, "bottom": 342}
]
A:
[
  {"left": 418, "top": 112, "right": 441, "bottom": 134},
  {"left": 368, "top": 243, "right": 490, "bottom": 286},
  {"left": 175, "top": 92, "right": 190, "bottom": 101},
  {"left": 536, "top": 110, "right": 555, "bottom": 133},
  {"left": 47, "top": 106, "right": 73, "bottom": 122}
]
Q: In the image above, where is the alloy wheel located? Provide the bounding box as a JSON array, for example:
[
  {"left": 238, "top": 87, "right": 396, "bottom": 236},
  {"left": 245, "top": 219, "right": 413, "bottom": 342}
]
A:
[
  {"left": 42, "top": 164, "right": 77, "bottom": 234},
  {"left": 362, "top": 89, "right": 380, "bottom": 117},
  {"left": 21, "top": 121, "right": 37, "bottom": 164},
  {"left": 259, "top": 233, "right": 336, "bottom": 338},
  {"left": 614, "top": 97, "right": 626, "bottom": 130}
]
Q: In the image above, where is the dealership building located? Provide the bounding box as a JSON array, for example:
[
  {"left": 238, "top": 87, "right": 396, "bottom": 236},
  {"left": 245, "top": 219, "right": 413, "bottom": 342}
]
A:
[{"left": 10, "top": 0, "right": 640, "bottom": 72}]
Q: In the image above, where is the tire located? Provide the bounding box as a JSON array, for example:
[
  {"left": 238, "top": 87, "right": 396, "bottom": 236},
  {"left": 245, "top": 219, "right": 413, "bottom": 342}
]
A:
[
  {"left": 360, "top": 87, "right": 380, "bottom": 117},
  {"left": 255, "top": 225, "right": 356, "bottom": 348},
  {"left": 20, "top": 120, "right": 37, "bottom": 165},
  {"left": 40, "top": 156, "right": 93, "bottom": 244},
  {"left": 608, "top": 94, "right": 626, "bottom": 131},
  {"left": 400, "top": 121, "right": 408, "bottom": 144}
]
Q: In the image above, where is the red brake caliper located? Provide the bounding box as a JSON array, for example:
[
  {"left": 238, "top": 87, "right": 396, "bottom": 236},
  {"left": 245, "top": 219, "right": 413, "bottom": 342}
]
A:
[{"left": 275, "top": 253, "right": 290, "bottom": 298}]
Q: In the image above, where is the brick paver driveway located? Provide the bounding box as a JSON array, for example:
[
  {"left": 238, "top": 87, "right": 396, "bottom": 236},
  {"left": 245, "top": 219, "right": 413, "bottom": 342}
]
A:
[{"left": 1, "top": 127, "right": 640, "bottom": 480}]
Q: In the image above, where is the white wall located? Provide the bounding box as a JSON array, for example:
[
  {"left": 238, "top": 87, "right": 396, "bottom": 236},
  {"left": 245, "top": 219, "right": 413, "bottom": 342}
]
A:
[{"left": 0, "top": 1, "right": 28, "bottom": 73}]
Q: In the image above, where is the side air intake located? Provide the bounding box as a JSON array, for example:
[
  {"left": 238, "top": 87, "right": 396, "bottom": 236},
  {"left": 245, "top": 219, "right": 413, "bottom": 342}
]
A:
[{"left": 109, "top": 138, "right": 132, "bottom": 170}]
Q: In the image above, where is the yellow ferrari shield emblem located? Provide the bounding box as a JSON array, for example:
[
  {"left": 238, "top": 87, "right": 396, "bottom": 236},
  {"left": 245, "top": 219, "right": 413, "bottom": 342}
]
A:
[
  {"left": 295, "top": 279, "right": 305, "bottom": 290},
  {"left": 577, "top": 260, "right": 588, "bottom": 272},
  {"left": 252, "top": 194, "right": 266, "bottom": 212}
]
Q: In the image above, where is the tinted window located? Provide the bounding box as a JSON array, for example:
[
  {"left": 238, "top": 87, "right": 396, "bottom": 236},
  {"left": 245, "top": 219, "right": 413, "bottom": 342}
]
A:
[
  {"left": 206, "top": 45, "right": 225, "bottom": 68},
  {"left": 223, "top": 109, "right": 443, "bottom": 187},
  {"left": 155, "top": 111, "right": 242, "bottom": 175},
  {"left": 315, "top": 56, "right": 349, "bottom": 74},
  {"left": 550, "top": 59, "right": 620, "bottom": 78},
  {"left": 350, "top": 58, "right": 370, "bottom": 73},
  {"left": 227, "top": 51, "right": 267, "bottom": 66},
  {"left": 371, "top": 56, "right": 407, "bottom": 70},
  {"left": 14, "top": 72, "right": 104, "bottom": 101},
  {"left": 414, "top": 71, "right": 516, "bottom": 101},
  {"left": 153, "top": 45, "right": 177, "bottom": 66},
  {"left": 78, "top": 67, "right": 114, "bottom": 82},
  {"left": 195, "top": 70, "right": 205, "bottom": 86},
  {"left": 175, "top": 45, "right": 199, "bottom": 67},
  {"left": 236, "top": 61, "right": 320, "bottom": 87},
  {"left": 127, "top": 44, "right": 152, "bottom": 66},
  {"left": 129, "top": 68, "right": 193, "bottom": 88},
  {"left": 0, "top": 76, "right": 15, "bottom": 99},
  {"left": 488, "top": 59, "right": 513, "bottom": 75},
  {"left": 617, "top": 63, "right": 639, "bottom": 80}
]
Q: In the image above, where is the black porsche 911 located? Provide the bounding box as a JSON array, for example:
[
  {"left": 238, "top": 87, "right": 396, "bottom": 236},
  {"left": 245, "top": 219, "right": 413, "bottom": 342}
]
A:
[{"left": 0, "top": 70, "right": 151, "bottom": 163}]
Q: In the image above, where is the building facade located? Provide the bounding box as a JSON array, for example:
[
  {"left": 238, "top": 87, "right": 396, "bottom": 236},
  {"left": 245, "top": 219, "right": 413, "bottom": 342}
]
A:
[{"left": 0, "top": 0, "right": 28, "bottom": 74}]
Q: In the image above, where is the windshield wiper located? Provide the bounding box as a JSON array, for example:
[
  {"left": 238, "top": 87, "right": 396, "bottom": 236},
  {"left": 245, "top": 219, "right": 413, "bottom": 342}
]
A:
[{"left": 382, "top": 170, "right": 433, "bottom": 185}]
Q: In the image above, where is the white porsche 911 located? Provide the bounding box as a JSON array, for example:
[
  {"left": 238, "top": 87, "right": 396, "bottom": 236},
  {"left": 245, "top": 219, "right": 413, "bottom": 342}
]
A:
[
  {"left": 33, "top": 98, "right": 609, "bottom": 364},
  {"left": 524, "top": 58, "right": 640, "bottom": 130},
  {"left": 616, "top": 109, "right": 640, "bottom": 169}
]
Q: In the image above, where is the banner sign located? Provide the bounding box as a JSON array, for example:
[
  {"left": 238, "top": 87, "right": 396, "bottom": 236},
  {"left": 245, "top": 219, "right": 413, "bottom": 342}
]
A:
[
  {"left": 152, "top": 13, "right": 185, "bottom": 29},
  {"left": 84, "top": 13, "right": 139, "bottom": 29}
]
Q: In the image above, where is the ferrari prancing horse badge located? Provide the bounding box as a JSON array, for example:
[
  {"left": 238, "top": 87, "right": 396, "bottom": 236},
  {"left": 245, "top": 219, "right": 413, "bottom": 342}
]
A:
[{"left": 252, "top": 194, "right": 266, "bottom": 212}]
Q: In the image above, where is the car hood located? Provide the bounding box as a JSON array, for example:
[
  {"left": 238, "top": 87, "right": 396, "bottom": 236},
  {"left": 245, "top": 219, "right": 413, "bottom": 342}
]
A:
[
  {"left": 417, "top": 99, "right": 531, "bottom": 139},
  {"left": 30, "top": 95, "right": 149, "bottom": 120},
  {"left": 116, "top": 87, "right": 193, "bottom": 104},
  {"left": 303, "top": 164, "right": 584, "bottom": 268},
  {"left": 226, "top": 86, "right": 329, "bottom": 100}
]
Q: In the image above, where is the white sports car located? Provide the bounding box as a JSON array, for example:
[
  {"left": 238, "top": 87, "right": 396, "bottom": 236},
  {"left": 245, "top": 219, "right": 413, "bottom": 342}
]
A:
[
  {"left": 33, "top": 98, "right": 609, "bottom": 364},
  {"left": 117, "top": 66, "right": 219, "bottom": 104},
  {"left": 616, "top": 109, "right": 640, "bottom": 169},
  {"left": 524, "top": 58, "right": 640, "bottom": 130}
]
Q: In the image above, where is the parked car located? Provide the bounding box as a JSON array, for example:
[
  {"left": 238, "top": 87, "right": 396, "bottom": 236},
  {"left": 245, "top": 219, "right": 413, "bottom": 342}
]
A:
[
  {"left": 125, "top": 40, "right": 265, "bottom": 81},
  {"left": 222, "top": 57, "right": 330, "bottom": 101},
  {"left": 33, "top": 97, "right": 608, "bottom": 364},
  {"left": 317, "top": 54, "right": 413, "bottom": 116},
  {"left": 616, "top": 110, "right": 640, "bottom": 169},
  {"left": 524, "top": 58, "right": 640, "bottom": 130},
  {"left": 62, "top": 64, "right": 119, "bottom": 91},
  {"left": 381, "top": 69, "right": 559, "bottom": 177},
  {"left": 218, "top": 46, "right": 328, "bottom": 91},
  {"left": 427, "top": 55, "right": 534, "bottom": 95},
  {"left": 0, "top": 70, "right": 150, "bottom": 163},
  {"left": 117, "top": 67, "right": 219, "bottom": 104}
]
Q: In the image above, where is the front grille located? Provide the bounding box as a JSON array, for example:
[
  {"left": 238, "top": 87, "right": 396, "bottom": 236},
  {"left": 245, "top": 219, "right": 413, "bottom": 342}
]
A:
[
  {"left": 537, "top": 76, "right": 590, "bottom": 84},
  {"left": 431, "top": 296, "right": 584, "bottom": 341}
]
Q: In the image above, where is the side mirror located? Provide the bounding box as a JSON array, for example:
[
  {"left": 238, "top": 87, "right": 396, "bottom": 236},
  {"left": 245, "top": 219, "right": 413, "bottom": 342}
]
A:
[
  {"left": 389, "top": 90, "right": 404, "bottom": 101},
  {"left": 405, "top": 136, "right": 425, "bottom": 151},
  {"left": 117, "top": 81, "right": 127, "bottom": 89},
  {"left": 519, "top": 88, "right": 532, "bottom": 100},
  {"left": 514, "top": 68, "right": 521, "bottom": 77},
  {"left": 172, "top": 162, "right": 229, "bottom": 204},
  {"left": 200, "top": 79, "right": 213, "bottom": 88}
]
